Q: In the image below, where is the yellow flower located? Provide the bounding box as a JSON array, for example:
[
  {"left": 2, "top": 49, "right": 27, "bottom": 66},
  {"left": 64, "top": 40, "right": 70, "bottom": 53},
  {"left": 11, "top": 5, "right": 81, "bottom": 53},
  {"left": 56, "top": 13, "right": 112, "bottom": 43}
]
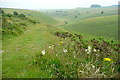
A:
[
  {"left": 104, "top": 58, "right": 112, "bottom": 61},
  {"left": 60, "top": 41, "right": 63, "bottom": 44}
]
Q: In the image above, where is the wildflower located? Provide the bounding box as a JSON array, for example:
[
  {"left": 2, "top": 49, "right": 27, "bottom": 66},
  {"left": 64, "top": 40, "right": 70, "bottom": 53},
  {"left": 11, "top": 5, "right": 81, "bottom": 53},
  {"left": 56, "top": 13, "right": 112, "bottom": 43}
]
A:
[
  {"left": 48, "top": 46, "right": 53, "bottom": 49},
  {"left": 60, "top": 41, "right": 63, "bottom": 44},
  {"left": 93, "top": 49, "right": 97, "bottom": 52},
  {"left": 104, "top": 58, "right": 112, "bottom": 61},
  {"left": 85, "top": 49, "right": 88, "bottom": 52},
  {"left": 91, "top": 64, "right": 95, "bottom": 69},
  {"left": 63, "top": 49, "right": 67, "bottom": 53},
  {"left": 85, "top": 46, "right": 91, "bottom": 54},
  {"left": 41, "top": 50, "right": 45, "bottom": 55},
  {"left": 88, "top": 46, "right": 91, "bottom": 51},
  {"left": 87, "top": 50, "right": 91, "bottom": 54}
]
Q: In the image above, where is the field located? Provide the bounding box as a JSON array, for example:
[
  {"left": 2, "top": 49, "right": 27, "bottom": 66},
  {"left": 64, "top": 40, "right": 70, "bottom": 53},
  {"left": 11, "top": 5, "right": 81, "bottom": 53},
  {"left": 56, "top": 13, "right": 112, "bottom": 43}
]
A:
[{"left": 1, "top": 7, "right": 119, "bottom": 78}]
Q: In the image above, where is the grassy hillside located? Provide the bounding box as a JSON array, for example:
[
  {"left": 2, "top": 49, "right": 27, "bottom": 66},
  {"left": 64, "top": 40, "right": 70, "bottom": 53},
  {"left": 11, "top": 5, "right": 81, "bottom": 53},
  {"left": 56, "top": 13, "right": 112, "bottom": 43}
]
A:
[
  {"left": 1, "top": 8, "right": 59, "bottom": 39},
  {"left": 3, "top": 8, "right": 58, "bottom": 25},
  {"left": 64, "top": 15, "right": 118, "bottom": 40},
  {"left": 40, "top": 7, "right": 118, "bottom": 24},
  {"left": 2, "top": 8, "right": 119, "bottom": 78}
]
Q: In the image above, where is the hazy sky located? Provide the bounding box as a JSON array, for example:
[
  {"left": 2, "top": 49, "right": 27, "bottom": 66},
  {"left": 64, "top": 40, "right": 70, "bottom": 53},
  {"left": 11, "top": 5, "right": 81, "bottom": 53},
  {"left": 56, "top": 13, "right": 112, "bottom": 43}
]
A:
[{"left": 0, "top": 0, "right": 119, "bottom": 9}]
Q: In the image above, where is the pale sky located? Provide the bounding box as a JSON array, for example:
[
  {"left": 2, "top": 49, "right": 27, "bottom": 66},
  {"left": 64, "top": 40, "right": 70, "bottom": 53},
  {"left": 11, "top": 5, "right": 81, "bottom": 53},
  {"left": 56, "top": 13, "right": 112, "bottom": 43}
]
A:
[{"left": 0, "top": 0, "right": 119, "bottom": 9}]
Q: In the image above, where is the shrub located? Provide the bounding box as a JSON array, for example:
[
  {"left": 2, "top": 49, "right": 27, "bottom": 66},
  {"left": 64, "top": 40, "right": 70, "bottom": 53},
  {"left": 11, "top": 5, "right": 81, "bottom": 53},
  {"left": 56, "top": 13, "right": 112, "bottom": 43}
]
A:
[
  {"left": 101, "top": 11, "right": 104, "bottom": 14},
  {"left": 18, "top": 13, "right": 27, "bottom": 19},
  {"left": 13, "top": 11, "right": 18, "bottom": 16}
]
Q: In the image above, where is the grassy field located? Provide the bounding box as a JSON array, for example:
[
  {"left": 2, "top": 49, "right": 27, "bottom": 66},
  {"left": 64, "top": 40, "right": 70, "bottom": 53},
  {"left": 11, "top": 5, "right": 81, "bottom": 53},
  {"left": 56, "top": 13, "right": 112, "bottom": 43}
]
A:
[{"left": 2, "top": 7, "right": 119, "bottom": 78}]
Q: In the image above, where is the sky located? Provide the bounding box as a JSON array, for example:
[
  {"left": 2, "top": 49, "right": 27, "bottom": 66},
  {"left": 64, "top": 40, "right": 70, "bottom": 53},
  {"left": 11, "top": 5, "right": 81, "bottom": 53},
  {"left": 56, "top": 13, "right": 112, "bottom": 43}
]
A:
[{"left": 0, "top": 0, "right": 119, "bottom": 9}]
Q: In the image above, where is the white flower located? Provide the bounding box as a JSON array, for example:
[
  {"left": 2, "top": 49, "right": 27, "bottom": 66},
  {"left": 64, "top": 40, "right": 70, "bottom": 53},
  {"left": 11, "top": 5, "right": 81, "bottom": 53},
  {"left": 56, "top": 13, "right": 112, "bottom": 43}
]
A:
[
  {"left": 41, "top": 50, "right": 45, "bottom": 55},
  {"left": 48, "top": 45, "right": 54, "bottom": 49},
  {"left": 93, "top": 49, "right": 97, "bottom": 52},
  {"left": 85, "top": 46, "right": 91, "bottom": 54},
  {"left": 91, "top": 64, "right": 95, "bottom": 69},
  {"left": 87, "top": 50, "right": 91, "bottom": 54},
  {"left": 88, "top": 46, "right": 91, "bottom": 51},
  {"left": 85, "top": 49, "right": 88, "bottom": 52},
  {"left": 63, "top": 49, "right": 67, "bottom": 53}
]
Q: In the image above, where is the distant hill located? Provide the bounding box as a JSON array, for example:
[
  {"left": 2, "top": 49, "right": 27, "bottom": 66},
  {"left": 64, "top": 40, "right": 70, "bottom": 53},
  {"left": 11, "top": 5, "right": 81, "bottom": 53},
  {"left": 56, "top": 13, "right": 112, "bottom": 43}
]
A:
[
  {"left": 90, "top": 4, "right": 101, "bottom": 8},
  {"left": 102, "top": 5, "right": 119, "bottom": 8},
  {"left": 90, "top": 4, "right": 119, "bottom": 8}
]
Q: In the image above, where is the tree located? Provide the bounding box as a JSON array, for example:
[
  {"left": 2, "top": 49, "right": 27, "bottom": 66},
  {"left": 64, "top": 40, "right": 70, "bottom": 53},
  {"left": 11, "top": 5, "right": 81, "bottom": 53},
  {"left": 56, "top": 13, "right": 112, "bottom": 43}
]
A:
[
  {"left": 101, "top": 11, "right": 104, "bottom": 14},
  {"left": 18, "top": 14, "right": 26, "bottom": 18},
  {"left": 13, "top": 11, "right": 18, "bottom": 16},
  {"left": 65, "top": 21, "right": 67, "bottom": 24},
  {"left": 1, "top": 10, "right": 5, "bottom": 14}
]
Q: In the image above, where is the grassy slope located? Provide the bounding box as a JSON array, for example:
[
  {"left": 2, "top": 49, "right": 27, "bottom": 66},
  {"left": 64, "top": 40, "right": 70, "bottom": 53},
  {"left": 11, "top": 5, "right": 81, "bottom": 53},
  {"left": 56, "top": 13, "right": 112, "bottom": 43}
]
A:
[
  {"left": 41, "top": 7, "right": 118, "bottom": 40},
  {"left": 40, "top": 7, "right": 118, "bottom": 24},
  {"left": 3, "top": 8, "right": 58, "bottom": 25},
  {"left": 64, "top": 15, "right": 118, "bottom": 40},
  {"left": 2, "top": 8, "right": 64, "bottom": 78},
  {"left": 3, "top": 24, "right": 66, "bottom": 78}
]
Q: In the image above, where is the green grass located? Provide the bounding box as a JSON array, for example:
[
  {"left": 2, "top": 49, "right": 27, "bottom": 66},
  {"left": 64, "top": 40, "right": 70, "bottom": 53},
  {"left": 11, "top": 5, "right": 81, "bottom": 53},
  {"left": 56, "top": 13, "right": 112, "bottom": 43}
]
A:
[
  {"left": 2, "top": 8, "right": 60, "bottom": 78},
  {"left": 64, "top": 15, "right": 118, "bottom": 40},
  {"left": 2, "top": 23, "right": 66, "bottom": 78},
  {"left": 2, "top": 7, "right": 119, "bottom": 78}
]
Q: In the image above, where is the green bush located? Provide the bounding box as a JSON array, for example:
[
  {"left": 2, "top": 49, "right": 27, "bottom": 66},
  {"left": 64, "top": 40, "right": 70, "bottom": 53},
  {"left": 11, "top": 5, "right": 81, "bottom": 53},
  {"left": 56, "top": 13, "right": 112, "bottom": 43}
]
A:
[{"left": 13, "top": 11, "right": 18, "bottom": 16}]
